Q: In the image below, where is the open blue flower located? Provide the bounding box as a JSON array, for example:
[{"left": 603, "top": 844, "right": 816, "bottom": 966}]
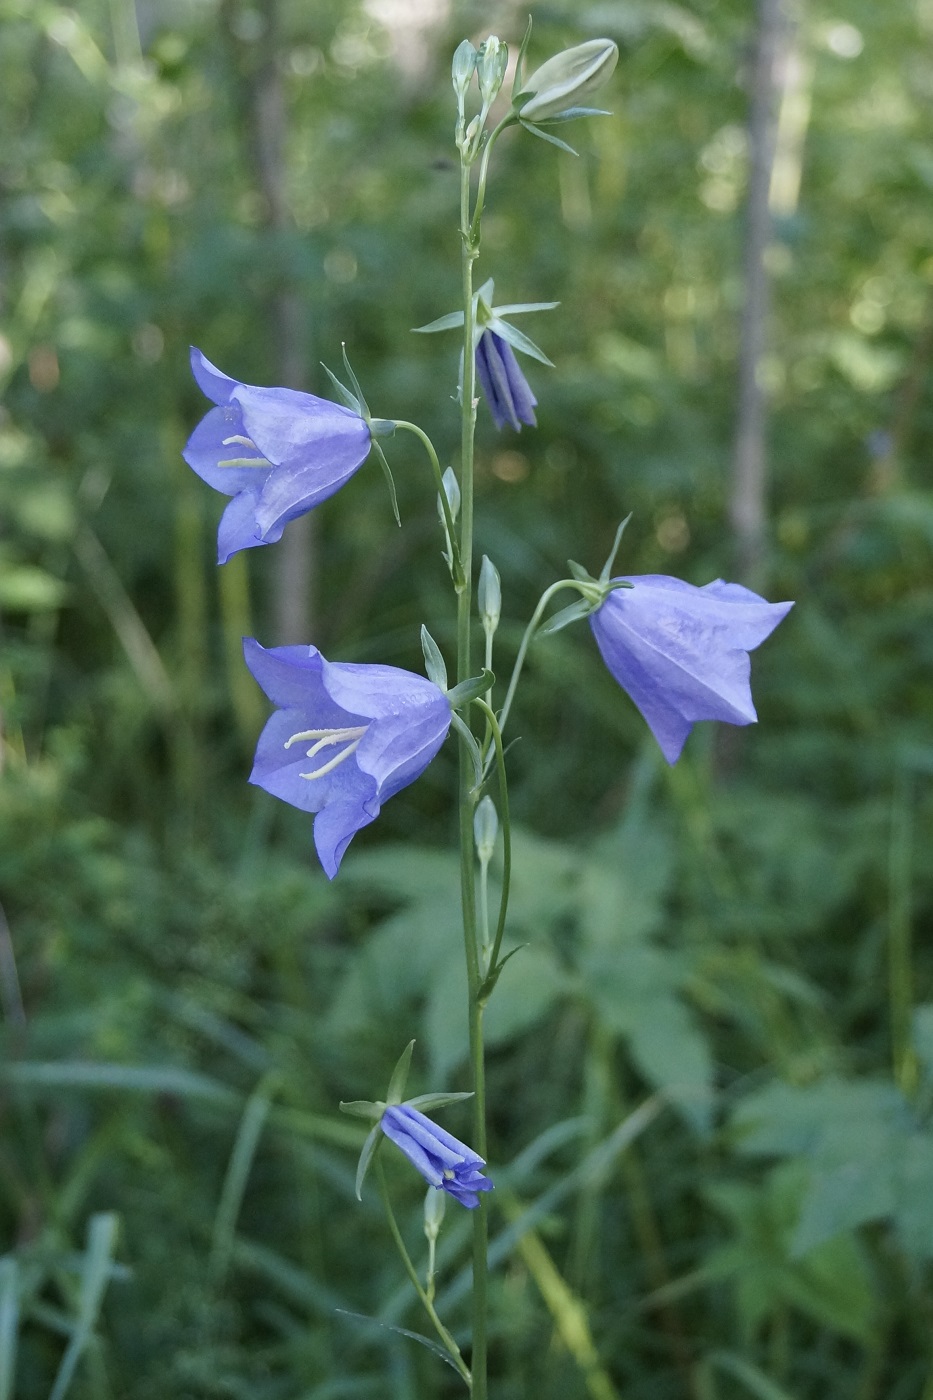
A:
[
  {"left": 590, "top": 576, "right": 793, "bottom": 764},
  {"left": 476, "top": 329, "right": 537, "bottom": 431},
  {"left": 183, "top": 348, "right": 372, "bottom": 564},
  {"left": 244, "top": 638, "right": 451, "bottom": 877},
  {"left": 381, "top": 1104, "right": 493, "bottom": 1209}
]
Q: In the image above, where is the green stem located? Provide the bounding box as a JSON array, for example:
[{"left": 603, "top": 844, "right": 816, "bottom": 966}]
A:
[
  {"left": 472, "top": 699, "right": 512, "bottom": 986},
  {"left": 497, "top": 579, "right": 586, "bottom": 738},
  {"left": 470, "top": 118, "right": 513, "bottom": 243},
  {"left": 377, "top": 1164, "right": 472, "bottom": 1389},
  {"left": 458, "top": 145, "right": 488, "bottom": 1400},
  {"left": 393, "top": 420, "right": 464, "bottom": 587}
]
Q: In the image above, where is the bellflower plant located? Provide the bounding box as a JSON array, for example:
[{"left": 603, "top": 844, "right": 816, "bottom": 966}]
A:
[
  {"left": 183, "top": 347, "right": 372, "bottom": 563},
  {"left": 182, "top": 22, "right": 792, "bottom": 1399},
  {"left": 243, "top": 638, "right": 451, "bottom": 878},
  {"left": 589, "top": 577, "right": 794, "bottom": 763}
]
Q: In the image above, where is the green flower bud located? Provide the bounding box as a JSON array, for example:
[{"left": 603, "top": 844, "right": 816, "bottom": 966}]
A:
[
  {"left": 478, "top": 554, "right": 501, "bottom": 638},
  {"left": 423, "top": 1184, "right": 447, "bottom": 1241},
  {"left": 452, "top": 39, "right": 477, "bottom": 99},
  {"left": 516, "top": 39, "right": 618, "bottom": 123},
  {"left": 473, "top": 795, "right": 498, "bottom": 866},
  {"left": 477, "top": 35, "right": 508, "bottom": 106}
]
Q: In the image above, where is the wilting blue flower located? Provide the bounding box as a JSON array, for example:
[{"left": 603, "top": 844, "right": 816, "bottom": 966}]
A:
[
  {"left": 244, "top": 638, "right": 451, "bottom": 878},
  {"left": 183, "top": 348, "right": 372, "bottom": 564},
  {"left": 475, "top": 329, "right": 537, "bottom": 432},
  {"left": 590, "top": 576, "right": 793, "bottom": 764},
  {"left": 381, "top": 1104, "right": 494, "bottom": 1209}
]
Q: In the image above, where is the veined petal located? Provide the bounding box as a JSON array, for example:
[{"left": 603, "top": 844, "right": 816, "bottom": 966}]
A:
[
  {"left": 217, "top": 491, "right": 267, "bottom": 566},
  {"left": 235, "top": 385, "right": 370, "bottom": 470},
  {"left": 182, "top": 404, "right": 272, "bottom": 494},
  {"left": 190, "top": 346, "right": 240, "bottom": 405},
  {"left": 591, "top": 575, "right": 792, "bottom": 763},
  {"left": 313, "top": 794, "right": 381, "bottom": 879}
]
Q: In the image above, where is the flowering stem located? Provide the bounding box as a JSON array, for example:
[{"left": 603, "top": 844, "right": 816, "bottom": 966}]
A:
[
  {"left": 458, "top": 142, "right": 489, "bottom": 1400},
  {"left": 470, "top": 117, "right": 513, "bottom": 244},
  {"left": 497, "top": 579, "right": 590, "bottom": 737},
  {"left": 472, "top": 698, "right": 512, "bottom": 986},
  {"left": 393, "top": 420, "right": 464, "bottom": 588},
  {"left": 376, "top": 1162, "right": 473, "bottom": 1389}
]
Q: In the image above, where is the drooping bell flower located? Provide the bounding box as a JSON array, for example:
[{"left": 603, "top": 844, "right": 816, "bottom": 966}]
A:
[
  {"left": 475, "top": 329, "right": 537, "bottom": 431},
  {"left": 380, "top": 1104, "right": 494, "bottom": 1209},
  {"left": 183, "top": 348, "right": 372, "bottom": 564},
  {"left": 590, "top": 576, "right": 793, "bottom": 764},
  {"left": 244, "top": 638, "right": 451, "bottom": 877},
  {"left": 413, "top": 278, "right": 556, "bottom": 434}
]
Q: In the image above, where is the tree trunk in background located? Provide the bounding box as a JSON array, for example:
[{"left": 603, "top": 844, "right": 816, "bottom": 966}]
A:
[
  {"left": 730, "top": 0, "right": 788, "bottom": 587},
  {"left": 230, "top": 0, "right": 314, "bottom": 643}
]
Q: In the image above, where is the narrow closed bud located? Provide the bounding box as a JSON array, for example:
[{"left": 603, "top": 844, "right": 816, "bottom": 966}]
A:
[
  {"left": 424, "top": 1184, "right": 447, "bottom": 1241},
  {"left": 440, "top": 465, "right": 461, "bottom": 521},
  {"left": 452, "top": 39, "right": 477, "bottom": 99},
  {"left": 516, "top": 39, "right": 619, "bottom": 122},
  {"left": 477, "top": 35, "right": 508, "bottom": 106},
  {"left": 473, "top": 795, "right": 499, "bottom": 866},
  {"left": 478, "top": 554, "right": 501, "bottom": 638}
]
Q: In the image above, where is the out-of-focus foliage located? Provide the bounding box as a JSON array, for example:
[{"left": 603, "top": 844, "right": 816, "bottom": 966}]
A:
[{"left": 1, "top": 0, "right": 932, "bottom": 1396}]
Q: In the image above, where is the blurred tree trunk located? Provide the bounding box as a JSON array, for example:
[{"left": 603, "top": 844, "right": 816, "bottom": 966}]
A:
[
  {"left": 224, "top": 0, "right": 315, "bottom": 643},
  {"left": 730, "top": 0, "right": 790, "bottom": 587}
]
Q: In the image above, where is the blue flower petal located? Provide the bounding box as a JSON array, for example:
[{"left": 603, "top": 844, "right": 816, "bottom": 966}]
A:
[
  {"left": 591, "top": 575, "right": 792, "bottom": 763},
  {"left": 184, "top": 356, "right": 371, "bottom": 561},
  {"left": 475, "top": 330, "right": 537, "bottom": 432},
  {"left": 243, "top": 640, "right": 452, "bottom": 876},
  {"left": 380, "top": 1105, "right": 493, "bottom": 1208}
]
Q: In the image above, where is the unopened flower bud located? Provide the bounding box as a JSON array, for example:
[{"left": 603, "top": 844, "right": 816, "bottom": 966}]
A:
[
  {"left": 516, "top": 39, "right": 618, "bottom": 123},
  {"left": 473, "top": 795, "right": 498, "bottom": 866},
  {"left": 477, "top": 35, "right": 508, "bottom": 106},
  {"left": 424, "top": 1184, "right": 447, "bottom": 1241},
  {"left": 478, "top": 554, "right": 501, "bottom": 638},
  {"left": 452, "top": 39, "right": 477, "bottom": 100},
  {"left": 440, "top": 465, "right": 461, "bottom": 521}
]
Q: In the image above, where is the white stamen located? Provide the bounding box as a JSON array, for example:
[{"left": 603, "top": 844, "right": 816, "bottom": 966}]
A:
[
  {"left": 300, "top": 738, "right": 363, "bottom": 780},
  {"left": 218, "top": 433, "right": 271, "bottom": 468},
  {"left": 284, "top": 724, "right": 368, "bottom": 782}
]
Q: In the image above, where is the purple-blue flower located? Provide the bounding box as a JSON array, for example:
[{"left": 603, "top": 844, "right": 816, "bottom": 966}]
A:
[
  {"left": 590, "top": 575, "right": 793, "bottom": 764},
  {"left": 475, "top": 329, "right": 537, "bottom": 432},
  {"left": 244, "top": 638, "right": 451, "bottom": 878},
  {"left": 183, "top": 348, "right": 372, "bottom": 564},
  {"left": 381, "top": 1104, "right": 494, "bottom": 1209}
]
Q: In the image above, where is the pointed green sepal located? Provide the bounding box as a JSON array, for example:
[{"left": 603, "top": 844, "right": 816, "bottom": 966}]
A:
[
  {"left": 412, "top": 310, "right": 465, "bottom": 334},
  {"left": 488, "top": 317, "right": 554, "bottom": 367},
  {"left": 341, "top": 343, "right": 370, "bottom": 418},
  {"left": 370, "top": 440, "right": 401, "bottom": 528},
  {"left": 493, "top": 301, "right": 560, "bottom": 316},
  {"left": 567, "top": 559, "right": 594, "bottom": 583},
  {"left": 355, "top": 1122, "right": 382, "bottom": 1201},
  {"left": 339, "top": 1099, "right": 383, "bottom": 1120},
  {"left": 537, "top": 599, "right": 594, "bottom": 637},
  {"left": 321, "top": 362, "right": 361, "bottom": 414},
  {"left": 511, "top": 15, "right": 533, "bottom": 99},
  {"left": 519, "top": 121, "right": 580, "bottom": 157},
  {"left": 599, "top": 513, "right": 633, "bottom": 584},
  {"left": 405, "top": 1091, "right": 475, "bottom": 1112},
  {"left": 449, "top": 670, "right": 495, "bottom": 709},
  {"left": 386, "top": 1040, "right": 416, "bottom": 1105},
  {"left": 421, "top": 626, "right": 448, "bottom": 691}
]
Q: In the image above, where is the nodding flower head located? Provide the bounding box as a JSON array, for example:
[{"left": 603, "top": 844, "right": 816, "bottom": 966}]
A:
[
  {"left": 380, "top": 1104, "right": 493, "bottom": 1209},
  {"left": 243, "top": 638, "right": 452, "bottom": 878},
  {"left": 590, "top": 575, "right": 793, "bottom": 763},
  {"left": 183, "top": 348, "right": 372, "bottom": 564}
]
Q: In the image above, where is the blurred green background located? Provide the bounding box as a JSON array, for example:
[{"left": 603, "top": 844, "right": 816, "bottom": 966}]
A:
[{"left": 2, "top": 0, "right": 933, "bottom": 1396}]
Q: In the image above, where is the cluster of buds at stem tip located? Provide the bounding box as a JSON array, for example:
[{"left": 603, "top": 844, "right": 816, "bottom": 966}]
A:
[{"left": 514, "top": 38, "right": 619, "bottom": 123}]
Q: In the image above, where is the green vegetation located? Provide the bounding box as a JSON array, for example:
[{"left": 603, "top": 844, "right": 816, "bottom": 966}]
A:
[{"left": 1, "top": 0, "right": 932, "bottom": 1396}]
